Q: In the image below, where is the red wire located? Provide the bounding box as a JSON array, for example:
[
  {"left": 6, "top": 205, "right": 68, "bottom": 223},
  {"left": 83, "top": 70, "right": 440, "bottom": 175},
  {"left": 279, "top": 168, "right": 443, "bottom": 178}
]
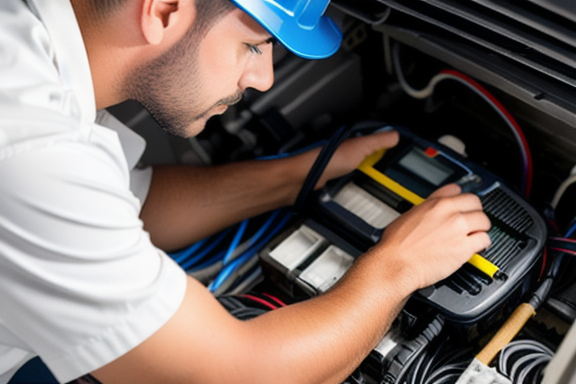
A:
[
  {"left": 548, "top": 247, "right": 576, "bottom": 257},
  {"left": 547, "top": 220, "right": 561, "bottom": 235},
  {"left": 241, "top": 294, "right": 278, "bottom": 310},
  {"left": 439, "top": 69, "right": 533, "bottom": 198},
  {"left": 261, "top": 292, "right": 287, "bottom": 307},
  {"left": 549, "top": 236, "right": 576, "bottom": 244},
  {"left": 539, "top": 247, "right": 548, "bottom": 281}
]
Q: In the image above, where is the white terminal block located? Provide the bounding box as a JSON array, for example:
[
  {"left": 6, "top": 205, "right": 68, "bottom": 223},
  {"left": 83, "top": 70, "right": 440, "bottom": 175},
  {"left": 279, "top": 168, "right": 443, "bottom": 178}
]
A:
[
  {"left": 269, "top": 225, "right": 327, "bottom": 271},
  {"left": 456, "top": 358, "right": 511, "bottom": 384},
  {"left": 333, "top": 182, "right": 400, "bottom": 228},
  {"left": 299, "top": 245, "right": 354, "bottom": 293}
]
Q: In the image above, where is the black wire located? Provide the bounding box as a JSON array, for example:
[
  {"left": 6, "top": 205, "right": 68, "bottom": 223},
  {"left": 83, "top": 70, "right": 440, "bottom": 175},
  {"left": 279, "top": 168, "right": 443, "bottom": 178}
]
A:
[
  {"left": 529, "top": 250, "right": 566, "bottom": 309},
  {"left": 292, "top": 120, "right": 390, "bottom": 216},
  {"left": 292, "top": 123, "right": 352, "bottom": 215}
]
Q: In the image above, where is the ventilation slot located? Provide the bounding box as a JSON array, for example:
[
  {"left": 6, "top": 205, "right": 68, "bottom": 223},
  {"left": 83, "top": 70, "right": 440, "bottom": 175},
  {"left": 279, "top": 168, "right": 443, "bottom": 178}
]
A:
[{"left": 481, "top": 188, "right": 533, "bottom": 234}]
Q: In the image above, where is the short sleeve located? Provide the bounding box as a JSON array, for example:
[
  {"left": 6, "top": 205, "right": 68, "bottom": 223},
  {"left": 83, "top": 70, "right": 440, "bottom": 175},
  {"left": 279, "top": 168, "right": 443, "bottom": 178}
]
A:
[{"left": 0, "top": 122, "right": 187, "bottom": 383}]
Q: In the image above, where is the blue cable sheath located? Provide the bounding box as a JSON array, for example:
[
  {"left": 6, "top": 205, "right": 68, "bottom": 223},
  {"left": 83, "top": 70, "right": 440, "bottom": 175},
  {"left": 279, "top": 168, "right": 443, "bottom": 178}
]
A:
[
  {"left": 189, "top": 250, "right": 226, "bottom": 272},
  {"left": 243, "top": 209, "right": 281, "bottom": 251},
  {"left": 209, "top": 212, "right": 291, "bottom": 292},
  {"left": 170, "top": 237, "right": 209, "bottom": 264},
  {"left": 255, "top": 141, "right": 326, "bottom": 161},
  {"left": 179, "top": 227, "right": 233, "bottom": 270},
  {"left": 192, "top": 210, "right": 282, "bottom": 272},
  {"left": 565, "top": 220, "right": 576, "bottom": 238},
  {"left": 223, "top": 219, "right": 249, "bottom": 265}
]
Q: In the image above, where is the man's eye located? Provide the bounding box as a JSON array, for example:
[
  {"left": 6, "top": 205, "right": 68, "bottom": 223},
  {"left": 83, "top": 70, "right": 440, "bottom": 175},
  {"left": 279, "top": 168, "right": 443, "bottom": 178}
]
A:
[{"left": 245, "top": 44, "right": 262, "bottom": 55}]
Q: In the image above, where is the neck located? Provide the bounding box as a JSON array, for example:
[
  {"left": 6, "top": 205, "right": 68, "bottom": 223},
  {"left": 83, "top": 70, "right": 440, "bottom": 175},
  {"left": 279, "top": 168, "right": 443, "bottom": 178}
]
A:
[{"left": 70, "top": 0, "right": 140, "bottom": 109}]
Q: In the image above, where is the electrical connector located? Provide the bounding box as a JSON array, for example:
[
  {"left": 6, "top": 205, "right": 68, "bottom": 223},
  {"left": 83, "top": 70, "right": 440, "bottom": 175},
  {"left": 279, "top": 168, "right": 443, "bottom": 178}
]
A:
[{"left": 455, "top": 358, "right": 511, "bottom": 384}]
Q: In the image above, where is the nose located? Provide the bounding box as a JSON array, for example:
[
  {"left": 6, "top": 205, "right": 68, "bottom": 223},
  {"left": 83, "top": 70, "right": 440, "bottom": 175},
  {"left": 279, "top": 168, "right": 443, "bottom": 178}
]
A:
[{"left": 238, "top": 45, "right": 275, "bottom": 92}]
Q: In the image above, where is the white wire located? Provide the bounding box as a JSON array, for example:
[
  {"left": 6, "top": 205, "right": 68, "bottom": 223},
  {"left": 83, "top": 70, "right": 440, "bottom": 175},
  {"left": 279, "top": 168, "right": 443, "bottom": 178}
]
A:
[
  {"left": 392, "top": 42, "right": 448, "bottom": 99},
  {"left": 510, "top": 353, "right": 543, "bottom": 382},
  {"left": 498, "top": 339, "right": 554, "bottom": 384},
  {"left": 517, "top": 355, "right": 551, "bottom": 384},
  {"left": 551, "top": 173, "right": 576, "bottom": 209}
]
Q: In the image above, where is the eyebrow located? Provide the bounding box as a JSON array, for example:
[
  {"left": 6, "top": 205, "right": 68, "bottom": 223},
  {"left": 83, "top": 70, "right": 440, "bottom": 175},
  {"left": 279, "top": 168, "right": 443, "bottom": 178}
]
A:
[{"left": 256, "top": 37, "right": 277, "bottom": 46}]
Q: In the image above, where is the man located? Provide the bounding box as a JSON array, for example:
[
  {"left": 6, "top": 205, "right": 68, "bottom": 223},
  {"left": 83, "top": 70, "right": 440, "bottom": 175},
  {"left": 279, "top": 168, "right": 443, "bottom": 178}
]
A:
[{"left": 0, "top": 0, "right": 491, "bottom": 383}]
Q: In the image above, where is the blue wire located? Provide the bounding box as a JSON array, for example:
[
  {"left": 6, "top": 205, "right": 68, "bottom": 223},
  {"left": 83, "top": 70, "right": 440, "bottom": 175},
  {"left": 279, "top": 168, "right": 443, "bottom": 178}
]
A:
[
  {"left": 223, "top": 219, "right": 249, "bottom": 265},
  {"left": 209, "top": 251, "right": 254, "bottom": 293},
  {"left": 209, "top": 212, "right": 291, "bottom": 292},
  {"left": 565, "top": 220, "right": 576, "bottom": 238},
  {"left": 191, "top": 210, "right": 282, "bottom": 272},
  {"left": 170, "top": 237, "right": 209, "bottom": 264},
  {"left": 255, "top": 141, "right": 326, "bottom": 161},
  {"left": 189, "top": 250, "right": 226, "bottom": 272},
  {"left": 179, "top": 227, "right": 233, "bottom": 270},
  {"left": 241, "top": 209, "right": 281, "bottom": 252}
]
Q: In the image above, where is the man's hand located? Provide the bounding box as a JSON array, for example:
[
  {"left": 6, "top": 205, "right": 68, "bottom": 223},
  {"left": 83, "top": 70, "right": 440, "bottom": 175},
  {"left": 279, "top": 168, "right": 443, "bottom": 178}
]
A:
[
  {"left": 371, "top": 183, "right": 492, "bottom": 291},
  {"left": 314, "top": 129, "right": 400, "bottom": 190}
]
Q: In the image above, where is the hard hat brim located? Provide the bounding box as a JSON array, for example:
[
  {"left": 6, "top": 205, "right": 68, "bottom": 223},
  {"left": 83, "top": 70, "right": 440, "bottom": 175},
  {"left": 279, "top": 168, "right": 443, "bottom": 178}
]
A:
[{"left": 231, "top": 0, "right": 343, "bottom": 60}]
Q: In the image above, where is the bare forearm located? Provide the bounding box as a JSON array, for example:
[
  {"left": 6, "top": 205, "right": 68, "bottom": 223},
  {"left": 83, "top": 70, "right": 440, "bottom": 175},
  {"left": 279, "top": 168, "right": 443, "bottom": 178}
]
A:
[
  {"left": 93, "top": 255, "right": 411, "bottom": 384},
  {"left": 240, "top": 250, "right": 410, "bottom": 383},
  {"left": 140, "top": 154, "right": 315, "bottom": 251}
]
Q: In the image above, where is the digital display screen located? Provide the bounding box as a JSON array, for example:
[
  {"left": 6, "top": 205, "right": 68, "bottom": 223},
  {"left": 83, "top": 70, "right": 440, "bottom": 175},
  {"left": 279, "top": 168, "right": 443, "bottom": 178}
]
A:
[{"left": 398, "top": 147, "right": 455, "bottom": 186}]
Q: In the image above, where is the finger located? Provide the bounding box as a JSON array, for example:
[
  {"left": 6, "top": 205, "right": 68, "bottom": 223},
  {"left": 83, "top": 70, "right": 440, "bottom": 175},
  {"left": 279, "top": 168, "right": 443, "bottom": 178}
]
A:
[
  {"left": 371, "top": 130, "right": 400, "bottom": 148},
  {"left": 466, "top": 210, "right": 492, "bottom": 232},
  {"left": 450, "top": 192, "right": 484, "bottom": 212},
  {"left": 428, "top": 183, "right": 462, "bottom": 199},
  {"left": 468, "top": 231, "right": 492, "bottom": 254},
  {"left": 463, "top": 211, "right": 492, "bottom": 238},
  {"left": 344, "top": 130, "right": 400, "bottom": 159}
]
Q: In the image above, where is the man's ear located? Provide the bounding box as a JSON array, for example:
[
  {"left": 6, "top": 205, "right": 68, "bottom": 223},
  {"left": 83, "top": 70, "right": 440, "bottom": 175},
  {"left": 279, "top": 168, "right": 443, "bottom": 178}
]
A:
[{"left": 140, "top": 0, "right": 180, "bottom": 45}]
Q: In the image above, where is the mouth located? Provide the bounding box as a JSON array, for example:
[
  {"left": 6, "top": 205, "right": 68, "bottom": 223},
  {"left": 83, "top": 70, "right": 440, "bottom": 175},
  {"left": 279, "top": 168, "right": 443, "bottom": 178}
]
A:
[{"left": 216, "top": 91, "right": 244, "bottom": 108}]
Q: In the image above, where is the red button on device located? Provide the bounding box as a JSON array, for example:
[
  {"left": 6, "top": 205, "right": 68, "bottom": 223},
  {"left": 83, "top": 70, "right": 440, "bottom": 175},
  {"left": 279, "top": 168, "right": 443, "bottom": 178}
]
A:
[{"left": 425, "top": 147, "right": 438, "bottom": 157}]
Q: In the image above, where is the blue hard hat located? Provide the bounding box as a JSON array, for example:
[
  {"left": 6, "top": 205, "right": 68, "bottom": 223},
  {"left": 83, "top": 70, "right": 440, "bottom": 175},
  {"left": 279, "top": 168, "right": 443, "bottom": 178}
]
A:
[{"left": 230, "top": 0, "right": 343, "bottom": 59}]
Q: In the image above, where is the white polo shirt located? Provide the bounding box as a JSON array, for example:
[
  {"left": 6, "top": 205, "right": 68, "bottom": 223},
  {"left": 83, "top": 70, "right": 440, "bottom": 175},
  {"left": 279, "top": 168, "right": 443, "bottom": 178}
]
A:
[{"left": 0, "top": 1, "right": 187, "bottom": 382}]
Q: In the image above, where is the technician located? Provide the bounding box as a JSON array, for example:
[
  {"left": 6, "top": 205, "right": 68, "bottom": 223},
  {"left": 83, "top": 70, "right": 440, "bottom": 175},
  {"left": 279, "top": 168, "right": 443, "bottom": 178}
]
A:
[{"left": 0, "top": 0, "right": 491, "bottom": 383}]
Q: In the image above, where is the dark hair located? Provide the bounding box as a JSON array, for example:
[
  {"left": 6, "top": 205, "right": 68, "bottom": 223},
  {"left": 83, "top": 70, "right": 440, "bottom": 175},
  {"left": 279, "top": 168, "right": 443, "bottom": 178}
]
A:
[
  {"left": 86, "top": 0, "right": 124, "bottom": 20},
  {"left": 88, "top": 0, "right": 235, "bottom": 33}
]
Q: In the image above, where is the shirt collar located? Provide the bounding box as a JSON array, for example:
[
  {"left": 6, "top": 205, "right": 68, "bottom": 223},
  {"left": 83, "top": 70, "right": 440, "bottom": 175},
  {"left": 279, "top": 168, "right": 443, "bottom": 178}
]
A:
[{"left": 27, "top": 0, "right": 96, "bottom": 124}]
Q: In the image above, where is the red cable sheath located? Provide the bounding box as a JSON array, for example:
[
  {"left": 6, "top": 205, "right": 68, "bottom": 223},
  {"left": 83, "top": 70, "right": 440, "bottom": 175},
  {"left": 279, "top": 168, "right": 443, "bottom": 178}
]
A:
[
  {"left": 241, "top": 294, "right": 278, "bottom": 310},
  {"left": 261, "top": 292, "right": 287, "bottom": 307},
  {"left": 548, "top": 247, "right": 576, "bottom": 257}
]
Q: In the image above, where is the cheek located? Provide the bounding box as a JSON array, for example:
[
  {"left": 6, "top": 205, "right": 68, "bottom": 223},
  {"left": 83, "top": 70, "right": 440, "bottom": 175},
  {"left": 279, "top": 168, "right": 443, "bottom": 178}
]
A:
[{"left": 198, "top": 37, "right": 243, "bottom": 93}]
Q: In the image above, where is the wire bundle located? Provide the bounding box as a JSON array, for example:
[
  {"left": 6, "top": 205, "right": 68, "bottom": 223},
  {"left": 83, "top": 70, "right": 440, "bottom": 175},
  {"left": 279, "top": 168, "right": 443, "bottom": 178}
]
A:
[
  {"left": 207, "top": 209, "right": 291, "bottom": 295},
  {"left": 402, "top": 333, "right": 474, "bottom": 384},
  {"left": 497, "top": 340, "right": 554, "bottom": 384},
  {"left": 547, "top": 237, "right": 576, "bottom": 258},
  {"left": 168, "top": 208, "right": 291, "bottom": 296},
  {"left": 217, "top": 292, "right": 286, "bottom": 320}
]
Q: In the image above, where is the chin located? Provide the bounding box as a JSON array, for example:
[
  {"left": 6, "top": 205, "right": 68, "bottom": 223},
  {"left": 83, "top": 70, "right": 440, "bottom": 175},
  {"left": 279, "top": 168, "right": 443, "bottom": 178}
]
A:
[{"left": 181, "top": 119, "right": 210, "bottom": 138}]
